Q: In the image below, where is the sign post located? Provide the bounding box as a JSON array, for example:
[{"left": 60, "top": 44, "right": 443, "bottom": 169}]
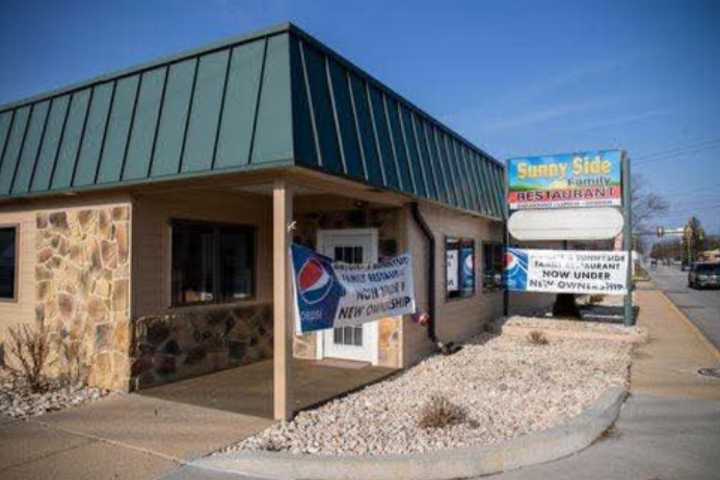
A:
[{"left": 622, "top": 153, "right": 634, "bottom": 326}]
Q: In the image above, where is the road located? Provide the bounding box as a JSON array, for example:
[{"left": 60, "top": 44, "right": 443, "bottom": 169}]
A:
[{"left": 649, "top": 263, "right": 720, "bottom": 353}]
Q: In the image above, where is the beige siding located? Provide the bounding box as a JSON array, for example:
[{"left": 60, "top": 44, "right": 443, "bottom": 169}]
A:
[
  {"left": 403, "top": 203, "right": 504, "bottom": 367},
  {"left": 0, "top": 210, "right": 36, "bottom": 334},
  {"left": 131, "top": 190, "right": 273, "bottom": 318}
]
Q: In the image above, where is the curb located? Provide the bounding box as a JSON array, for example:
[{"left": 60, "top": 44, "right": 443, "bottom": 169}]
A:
[
  {"left": 658, "top": 290, "right": 720, "bottom": 361},
  {"left": 192, "top": 387, "right": 628, "bottom": 480}
]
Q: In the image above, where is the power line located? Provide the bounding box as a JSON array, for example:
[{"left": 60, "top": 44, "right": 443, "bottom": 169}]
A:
[{"left": 632, "top": 137, "right": 720, "bottom": 161}]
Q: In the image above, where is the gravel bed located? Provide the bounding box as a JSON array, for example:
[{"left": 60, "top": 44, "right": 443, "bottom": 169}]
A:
[
  {"left": 502, "top": 315, "right": 645, "bottom": 336},
  {"left": 0, "top": 372, "right": 110, "bottom": 420},
  {"left": 226, "top": 331, "right": 632, "bottom": 456}
]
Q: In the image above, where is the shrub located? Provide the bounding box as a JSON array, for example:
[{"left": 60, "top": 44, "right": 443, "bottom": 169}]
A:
[
  {"left": 588, "top": 294, "right": 605, "bottom": 305},
  {"left": 527, "top": 330, "right": 549, "bottom": 346},
  {"left": 418, "top": 394, "right": 467, "bottom": 429},
  {"left": 3, "top": 323, "right": 53, "bottom": 392},
  {"left": 59, "top": 330, "right": 90, "bottom": 386}
]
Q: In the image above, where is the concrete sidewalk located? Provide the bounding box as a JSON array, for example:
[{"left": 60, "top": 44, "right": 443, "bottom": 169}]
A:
[
  {"left": 631, "top": 289, "right": 720, "bottom": 401},
  {"left": 0, "top": 394, "right": 273, "bottom": 480},
  {"left": 484, "top": 287, "right": 720, "bottom": 480}
]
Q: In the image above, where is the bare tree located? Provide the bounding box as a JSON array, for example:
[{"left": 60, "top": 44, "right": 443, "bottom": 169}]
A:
[
  {"left": 631, "top": 173, "right": 669, "bottom": 252},
  {"left": 631, "top": 173, "right": 669, "bottom": 232}
]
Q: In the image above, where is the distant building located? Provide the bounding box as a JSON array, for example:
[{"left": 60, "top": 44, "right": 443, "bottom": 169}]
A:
[{"left": 699, "top": 249, "right": 720, "bottom": 263}]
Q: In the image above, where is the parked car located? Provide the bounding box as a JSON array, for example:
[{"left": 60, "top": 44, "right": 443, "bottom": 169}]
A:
[
  {"left": 681, "top": 260, "right": 689, "bottom": 271},
  {"left": 688, "top": 262, "right": 720, "bottom": 289}
]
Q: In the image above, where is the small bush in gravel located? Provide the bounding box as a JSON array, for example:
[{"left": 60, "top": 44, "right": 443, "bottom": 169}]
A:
[
  {"left": 417, "top": 394, "right": 467, "bottom": 429},
  {"left": 59, "top": 330, "right": 90, "bottom": 386},
  {"left": 3, "top": 323, "right": 53, "bottom": 392},
  {"left": 483, "top": 321, "right": 498, "bottom": 334},
  {"left": 588, "top": 294, "right": 606, "bottom": 305},
  {"left": 527, "top": 330, "right": 549, "bottom": 346}
]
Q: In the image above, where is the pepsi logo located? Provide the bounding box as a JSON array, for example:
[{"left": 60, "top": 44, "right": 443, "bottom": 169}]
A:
[
  {"left": 297, "top": 258, "right": 334, "bottom": 304},
  {"left": 463, "top": 254, "right": 473, "bottom": 273},
  {"left": 505, "top": 252, "right": 519, "bottom": 270}
]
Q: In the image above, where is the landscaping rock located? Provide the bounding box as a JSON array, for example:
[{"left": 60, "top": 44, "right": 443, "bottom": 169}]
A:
[
  {"left": 0, "top": 372, "right": 110, "bottom": 420},
  {"left": 225, "top": 328, "right": 632, "bottom": 456}
]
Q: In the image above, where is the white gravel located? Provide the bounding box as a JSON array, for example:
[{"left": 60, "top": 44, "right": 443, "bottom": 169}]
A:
[
  {"left": 0, "top": 372, "right": 109, "bottom": 420},
  {"left": 502, "top": 315, "right": 645, "bottom": 337},
  {"left": 226, "top": 328, "right": 632, "bottom": 456}
]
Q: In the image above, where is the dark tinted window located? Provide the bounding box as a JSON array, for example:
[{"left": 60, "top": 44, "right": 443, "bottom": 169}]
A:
[
  {"left": 695, "top": 264, "right": 720, "bottom": 274},
  {"left": 171, "top": 221, "right": 254, "bottom": 306},
  {"left": 483, "top": 243, "right": 504, "bottom": 291},
  {"left": 0, "top": 227, "right": 16, "bottom": 299}
]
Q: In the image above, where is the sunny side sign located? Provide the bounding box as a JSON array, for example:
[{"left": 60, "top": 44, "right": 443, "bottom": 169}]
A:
[{"left": 507, "top": 150, "right": 622, "bottom": 210}]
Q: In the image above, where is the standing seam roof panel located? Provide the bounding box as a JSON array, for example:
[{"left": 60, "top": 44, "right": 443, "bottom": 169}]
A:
[
  {"left": 347, "top": 74, "right": 383, "bottom": 186},
  {"left": 11, "top": 101, "right": 49, "bottom": 194},
  {"left": 0, "top": 106, "right": 31, "bottom": 195},
  {"left": 215, "top": 39, "right": 266, "bottom": 168},
  {"left": 0, "top": 24, "right": 503, "bottom": 217},
  {"left": 73, "top": 82, "right": 113, "bottom": 187},
  {"left": 327, "top": 58, "right": 364, "bottom": 179}
]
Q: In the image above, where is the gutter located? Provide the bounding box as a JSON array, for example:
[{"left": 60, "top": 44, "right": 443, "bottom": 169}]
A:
[{"left": 410, "top": 203, "right": 460, "bottom": 355}]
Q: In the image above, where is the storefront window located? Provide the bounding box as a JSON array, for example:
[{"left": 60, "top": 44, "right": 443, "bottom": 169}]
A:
[
  {"left": 0, "top": 227, "right": 17, "bottom": 300},
  {"left": 482, "top": 243, "right": 505, "bottom": 291},
  {"left": 446, "top": 237, "right": 475, "bottom": 299},
  {"left": 171, "top": 220, "right": 255, "bottom": 306}
]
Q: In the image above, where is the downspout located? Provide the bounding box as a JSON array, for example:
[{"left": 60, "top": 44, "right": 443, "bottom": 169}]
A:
[{"left": 410, "top": 203, "right": 461, "bottom": 355}]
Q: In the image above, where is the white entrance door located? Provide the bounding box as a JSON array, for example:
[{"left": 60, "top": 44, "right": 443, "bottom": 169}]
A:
[{"left": 316, "top": 229, "right": 379, "bottom": 364}]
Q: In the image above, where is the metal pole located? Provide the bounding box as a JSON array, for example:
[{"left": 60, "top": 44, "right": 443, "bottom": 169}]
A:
[
  {"left": 503, "top": 161, "right": 510, "bottom": 317},
  {"left": 622, "top": 153, "right": 634, "bottom": 326}
]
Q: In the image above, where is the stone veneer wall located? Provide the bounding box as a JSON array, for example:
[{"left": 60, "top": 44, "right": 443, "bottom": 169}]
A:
[
  {"left": 292, "top": 208, "right": 402, "bottom": 368},
  {"left": 131, "top": 303, "right": 272, "bottom": 389},
  {"left": 35, "top": 206, "right": 131, "bottom": 391}
]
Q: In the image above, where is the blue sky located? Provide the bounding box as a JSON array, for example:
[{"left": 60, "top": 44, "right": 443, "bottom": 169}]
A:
[{"left": 1, "top": 0, "right": 718, "bottom": 234}]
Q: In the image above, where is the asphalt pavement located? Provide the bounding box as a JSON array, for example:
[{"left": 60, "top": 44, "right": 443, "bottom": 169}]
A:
[{"left": 649, "top": 263, "right": 720, "bottom": 353}]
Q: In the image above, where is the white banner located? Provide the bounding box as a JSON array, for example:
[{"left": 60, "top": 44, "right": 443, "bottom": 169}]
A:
[
  {"left": 291, "top": 244, "right": 416, "bottom": 333},
  {"left": 505, "top": 248, "right": 628, "bottom": 295}
]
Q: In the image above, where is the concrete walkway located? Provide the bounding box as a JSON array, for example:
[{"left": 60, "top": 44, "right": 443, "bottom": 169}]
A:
[
  {"left": 0, "top": 394, "right": 273, "bottom": 480},
  {"left": 483, "top": 288, "right": 720, "bottom": 479},
  {"left": 0, "top": 358, "right": 392, "bottom": 480}
]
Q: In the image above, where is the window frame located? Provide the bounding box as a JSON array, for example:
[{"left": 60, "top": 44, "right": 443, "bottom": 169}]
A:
[
  {"left": 481, "top": 241, "right": 505, "bottom": 292},
  {"left": 169, "top": 218, "right": 257, "bottom": 308},
  {"left": 0, "top": 224, "right": 19, "bottom": 303},
  {"left": 444, "top": 235, "right": 476, "bottom": 301}
]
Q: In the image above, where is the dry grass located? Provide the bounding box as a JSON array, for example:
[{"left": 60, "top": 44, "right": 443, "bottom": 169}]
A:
[
  {"left": 588, "top": 294, "right": 606, "bottom": 304},
  {"left": 59, "top": 330, "right": 90, "bottom": 385},
  {"left": 3, "top": 323, "right": 53, "bottom": 392},
  {"left": 527, "top": 330, "right": 549, "bottom": 346},
  {"left": 417, "top": 394, "right": 467, "bottom": 429}
]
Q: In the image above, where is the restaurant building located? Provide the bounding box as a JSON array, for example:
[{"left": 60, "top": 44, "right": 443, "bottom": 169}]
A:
[{"left": 0, "top": 23, "right": 506, "bottom": 419}]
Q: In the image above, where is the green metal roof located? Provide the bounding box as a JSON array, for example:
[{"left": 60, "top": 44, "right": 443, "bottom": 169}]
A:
[{"left": 0, "top": 23, "right": 505, "bottom": 218}]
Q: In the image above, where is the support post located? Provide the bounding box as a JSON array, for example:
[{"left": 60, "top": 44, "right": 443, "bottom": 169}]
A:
[
  {"left": 273, "top": 179, "right": 294, "bottom": 420},
  {"left": 503, "top": 161, "right": 510, "bottom": 317},
  {"left": 622, "top": 153, "right": 634, "bottom": 326}
]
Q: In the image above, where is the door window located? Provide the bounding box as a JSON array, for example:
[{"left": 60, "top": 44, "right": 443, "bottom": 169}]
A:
[{"left": 331, "top": 244, "right": 364, "bottom": 347}]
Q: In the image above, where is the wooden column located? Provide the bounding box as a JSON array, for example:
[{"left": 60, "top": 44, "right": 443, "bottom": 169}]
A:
[{"left": 273, "top": 179, "right": 294, "bottom": 420}]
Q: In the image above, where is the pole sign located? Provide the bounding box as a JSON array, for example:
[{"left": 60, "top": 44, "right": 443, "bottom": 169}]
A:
[
  {"left": 505, "top": 247, "right": 628, "bottom": 295},
  {"left": 291, "top": 244, "right": 416, "bottom": 334},
  {"left": 507, "top": 150, "right": 622, "bottom": 210}
]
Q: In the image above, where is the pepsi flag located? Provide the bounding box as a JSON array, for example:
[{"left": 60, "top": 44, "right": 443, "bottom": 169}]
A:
[{"left": 291, "top": 244, "right": 416, "bottom": 334}]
